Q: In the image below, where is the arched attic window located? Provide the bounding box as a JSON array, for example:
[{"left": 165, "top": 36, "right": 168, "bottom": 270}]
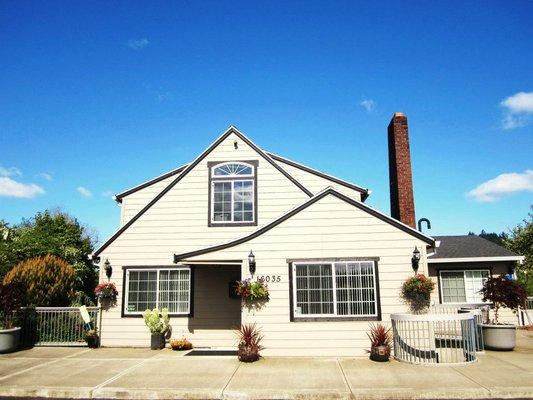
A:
[{"left": 209, "top": 161, "right": 257, "bottom": 226}]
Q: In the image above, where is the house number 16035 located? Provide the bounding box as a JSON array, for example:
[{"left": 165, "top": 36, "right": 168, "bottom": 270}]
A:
[{"left": 256, "top": 275, "right": 281, "bottom": 283}]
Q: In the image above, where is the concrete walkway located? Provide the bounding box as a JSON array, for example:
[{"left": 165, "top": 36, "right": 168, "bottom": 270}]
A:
[{"left": 0, "top": 330, "right": 532, "bottom": 400}]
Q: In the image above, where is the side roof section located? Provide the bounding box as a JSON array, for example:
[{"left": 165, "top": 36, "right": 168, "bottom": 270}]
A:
[
  {"left": 174, "top": 187, "right": 435, "bottom": 262},
  {"left": 94, "top": 126, "right": 313, "bottom": 257},
  {"left": 267, "top": 152, "right": 370, "bottom": 201}
]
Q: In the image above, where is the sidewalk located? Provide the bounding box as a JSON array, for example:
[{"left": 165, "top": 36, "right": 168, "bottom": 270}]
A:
[{"left": 0, "top": 330, "right": 532, "bottom": 400}]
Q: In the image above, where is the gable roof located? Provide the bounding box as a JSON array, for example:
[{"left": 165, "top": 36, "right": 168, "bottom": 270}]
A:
[
  {"left": 114, "top": 164, "right": 189, "bottom": 203},
  {"left": 94, "top": 126, "right": 313, "bottom": 257},
  {"left": 428, "top": 235, "right": 522, "bottom": 262},
  {"left": 173, "top": 187, "right": 435, "bottom": 262},
  {"left": 267, "top": 152, "right": 370, "bottom": 201}
]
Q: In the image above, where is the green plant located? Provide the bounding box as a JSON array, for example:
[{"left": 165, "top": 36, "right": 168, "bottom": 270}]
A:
[
  {"left": 3, "top": 255, "right": 76, "bottom": 306},
  {"left": 170, "top": 338, "right": 193, "bottom": 350},
  {"left": 481, "top": 276, "right": 527, "bottom": 323},
  {"left": 235, "top": 278, "right": 269, "bottom": 301},
  {"left": 0, "top": 280, "right": 26, "bottom": 329},
  {"left": 143, "top": 308, "right": 170, "bottom": 334},
  {"left": 236, "top": 323, "right": 263, "bottom": 362},
  {"left": 367, "top": 323, "right": 392, "bottom": 348},
  {"left": 400, "top": 274, "right": 435, "bottom": 313},
  {"left": 84, "top": 329, "right": 98, "bottom": 339},
  {"left": 94, "top": 282, "right": 118, "bottom": 301}
]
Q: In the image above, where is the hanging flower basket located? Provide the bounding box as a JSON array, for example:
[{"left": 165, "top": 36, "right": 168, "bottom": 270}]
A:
[
  {"left": 94, "top": 282, "right": 118, "bottom": 307},
  {"left": 400, "top": 274, "right": 435, "bottom": 314},
  {"left": 235, "top": 278, "right": 269, "bottom": 302}
]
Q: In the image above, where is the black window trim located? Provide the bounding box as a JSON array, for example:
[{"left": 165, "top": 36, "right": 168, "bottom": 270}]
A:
[
  {"left": 121, "top": 265, "right": 195, "bottom": 318},
  {"left": 288, "top": 257, "right": 382, "bottom": 322},
  {"left": 207, "top": 160, "right": 259, "bottom": 227}
]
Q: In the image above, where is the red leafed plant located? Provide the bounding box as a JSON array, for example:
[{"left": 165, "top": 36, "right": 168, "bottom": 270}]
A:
[
  {"left": 480, "top": 276, "right": 527, "bottom": 324},
  {"left": 236, "top": 323, "right": 264, "bottom": 362},
  {"left": 94, "top": 282, "right": 118, "bottom": 301},
  {"left": 367, "top": 323, "right": 392, "bottom": 348}
]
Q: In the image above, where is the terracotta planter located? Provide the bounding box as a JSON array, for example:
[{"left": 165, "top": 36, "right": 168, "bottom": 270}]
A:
[
  {"left": 369, "top": 345, "right": 390, "bottom": 362},
  {"left": 480, "top": 324, "right": 516, "bottom": 351},
  {"left": 150, "top": 333, "right": 165, "bottom": 350},
  {"left": 238, "top": 345, "right": 260, "bottom": 362}
]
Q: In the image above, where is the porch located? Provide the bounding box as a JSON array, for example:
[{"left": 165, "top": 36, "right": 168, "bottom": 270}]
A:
[{"left": 1, "top": 329, "right": 532, "bottom": 400}]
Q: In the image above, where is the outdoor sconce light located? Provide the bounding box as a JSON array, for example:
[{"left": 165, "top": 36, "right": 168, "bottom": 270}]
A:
[
  {"left": 104, "top": 259, "right": 112, "bottom": 280},
  {"left": 411, "top": 247, "right": 421, "bottom": 274},
  {"left": 248, "top": 251, "right": 256, "bottom": 276}
]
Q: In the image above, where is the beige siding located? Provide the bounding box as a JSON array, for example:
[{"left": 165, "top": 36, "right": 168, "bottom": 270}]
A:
[
  {"left": 98, "top": 131, "right": 311, "bottom": 347},
  {"left": 120, "top": 174, "right": 177, "bottom": 225},
  {"left": 274, "top": 159, "right": 364, "bottom": 200},
  {"left": 181, "top": 194, "right": 430, "bottom": 357}
]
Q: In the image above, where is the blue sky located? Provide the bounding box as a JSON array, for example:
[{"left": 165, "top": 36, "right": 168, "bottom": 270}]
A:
[{"left": 1, "top": 1, "right": 532, "bottom": 244}]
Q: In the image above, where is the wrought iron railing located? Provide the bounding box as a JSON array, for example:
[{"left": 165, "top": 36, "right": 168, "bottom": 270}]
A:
[
  {"left": 391, "top": 312, "right": 478, "bottom": 365},
  {"left": 20, "top": 307, "right": 100, "bottom": 346}
]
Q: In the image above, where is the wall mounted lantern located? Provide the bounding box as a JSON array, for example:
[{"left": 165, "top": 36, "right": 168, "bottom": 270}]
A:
[
  {"left": 104, "top": 259, "right": 112, "bottom": 280},
  {"left": 248, "top": 251, "right": 256, "bottom": 276},
  {"left": 411, "top": 247, "right": 421, "bottom": 274}
]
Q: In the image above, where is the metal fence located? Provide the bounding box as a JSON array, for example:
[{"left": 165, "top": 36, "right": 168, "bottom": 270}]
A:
[
  {"left": 20, "top": 307, "right": 100, "bottom": 346},
  {"left": 519, "top": 297, "right": 533, "bottom": 326},
  {"left": 391, "top": 312, "right": 478, "bottom": 365}
]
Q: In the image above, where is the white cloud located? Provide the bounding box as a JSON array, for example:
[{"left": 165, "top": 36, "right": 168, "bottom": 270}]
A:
[
  {"left": 360, "top": 99, "right": 376, "bottom": 112},
  {"left": 127, "top": 38, "right": 149, "bottom": 50},
  {"left": 0, "top": 177, "right": 45, "bottom": 198},
  {"left": 466, "top": 170, "right": 533, "bottom": 202},
  {"left": 76, "top": 186, "right": 93, "bottom": 198},
  {"left": 500, "top": 91, "right": 533, "bottom": 130},
  {"left": 36, "top": 172, "right": 53, "bottom": 181},
  {"left": 0, "top": 166, "right": 22, "bottom": 177}
]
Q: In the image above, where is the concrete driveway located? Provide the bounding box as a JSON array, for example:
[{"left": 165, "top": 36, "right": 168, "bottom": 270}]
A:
[{"left": 0, "top": 330, "right": 532, "bottom": 400}]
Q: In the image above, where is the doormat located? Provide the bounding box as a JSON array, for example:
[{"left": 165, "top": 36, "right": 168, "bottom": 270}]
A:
[{"left": 185, "top": 349, "right": 237, "bottom": 356}]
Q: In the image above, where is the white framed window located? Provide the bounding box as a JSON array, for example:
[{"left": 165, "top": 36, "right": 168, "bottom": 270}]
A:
[
  {"left": 292, "top": 260, "right": 378, "bottom": 319},
  {"left": 124, "top": 268, "right": 191, "bottom": 315},
  {"left": 440, "top": 270, "right": 490, "bottom": 304},
  {"left": 210, "top": 162, "right": 255, "bottom": 224}
]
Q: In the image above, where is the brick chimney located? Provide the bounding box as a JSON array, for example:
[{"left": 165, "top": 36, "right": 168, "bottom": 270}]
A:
[{"left": 388, "top": 112, "right": 416, "bottom": 228}]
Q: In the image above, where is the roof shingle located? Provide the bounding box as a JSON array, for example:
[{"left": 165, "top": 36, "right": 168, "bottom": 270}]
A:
[{"left": 430, "top": 235, "right": 519, "bottom": 259}]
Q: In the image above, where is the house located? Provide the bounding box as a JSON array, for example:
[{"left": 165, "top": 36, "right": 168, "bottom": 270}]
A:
[{"left": 93, "top": 113, "right": 521, "bottom": 356}]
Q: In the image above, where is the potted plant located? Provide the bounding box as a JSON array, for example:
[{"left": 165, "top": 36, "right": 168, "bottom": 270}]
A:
[
  {"left": 143, "top": 308, "right": 170, "bottom": 350},
  {"left": 0, "top": 281, "right": 26, "bottom": 353},
  {"left": 367, "top": 323, "right": 392, "bottom": 362},
  {"left": 235, "top": 278, "right": 269, "bottom": 302},
  {"left": 479, "top": 275, "right": 527, "bottom": 351},
  {"left": 236, "top": 323, "right": 263, "bottom": 362},
  {"left": 84, "top": 329, "right": 99, "bottom": 349},
  {"left": 170, "top": 337, "right": 193, "bottom": 351},
  {"left": 94, "top": 282, "right": 118, "bottom": 309},
  {"left": 400, "top": 274, "right": 435, "bottom": 314}
]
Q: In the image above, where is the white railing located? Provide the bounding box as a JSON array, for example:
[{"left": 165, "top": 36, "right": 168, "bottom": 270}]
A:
[
  {"left": 21, "top": 307, "right": 100, "bottom": 346},
  {"left": 391, "top": 312, "right": 478, "bottom": 365},
  {"left": 519, "top": 297, "right": 533, "bottom": 326}
]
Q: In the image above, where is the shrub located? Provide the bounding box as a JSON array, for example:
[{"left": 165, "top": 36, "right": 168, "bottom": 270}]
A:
[
  {"left": 367, "top": 323, "right": 392, "bottom": 348},
  {"left": 236, "top": 323, "right": 263, "bottom": 362},
  {"left": 400, "top": 274, "right": 435, "bottom": 313},
  {"left": 481, "top": 275, "right": 527, "bottom": 323},
  {"left": 143, "top": 308, "right": 170, "bottom": 334},
  {"left": 170, "top": 338, "right": 193, "bottom": 350},
  {"left": 235, "top": 278, "right": 269, "bottom": 301},
  {"left": 3, "top": 255, "right": 76, "bottom": 306},
  {"left": 0, "top": 280, "right": 26, "bottom": 329}
]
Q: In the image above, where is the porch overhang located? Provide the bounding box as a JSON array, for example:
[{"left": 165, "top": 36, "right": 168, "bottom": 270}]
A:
[{"left": 174, "top": 258, "right": 243, "bottom": 266}]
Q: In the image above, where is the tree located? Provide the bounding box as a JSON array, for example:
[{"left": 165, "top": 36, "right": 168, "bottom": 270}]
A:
[
  {"left": 0, "top": 210, "right": 98, "bottom": 301},
  {"left": 468, "top": 230, "right": 508, "bottom": 246},
  {"left": 505, "top": 207, "right": 533, "bottom": 295}
]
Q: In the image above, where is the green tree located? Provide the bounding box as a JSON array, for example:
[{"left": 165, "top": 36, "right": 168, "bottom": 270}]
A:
[
  {"left": 0, "top": 210, "right": 98, "bottom": 301},
  {"left": 468, "top": 230, "right": 508, "bottom": 246},
  {"left": 505, "top": 207, "right": 533, "bottom": 295}
]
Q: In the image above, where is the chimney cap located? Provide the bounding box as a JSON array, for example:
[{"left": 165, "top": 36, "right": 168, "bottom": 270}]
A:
[{"left": 393, "top": 112, "right": 406, "bottom": 118}]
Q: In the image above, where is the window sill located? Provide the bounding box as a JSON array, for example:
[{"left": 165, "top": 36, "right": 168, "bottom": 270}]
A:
[
  {"left": 208, "top": 221, "right": 257, "bottom": 227},
  {"left": 291, "top": 316, "right": 380, "bottom": 322},
  {"left": 121, "top": 313, "right": 192, "bottom": 318}
]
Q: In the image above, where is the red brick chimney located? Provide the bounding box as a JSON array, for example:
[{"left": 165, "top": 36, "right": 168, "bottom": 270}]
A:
[{"left": 388, "top": 112, "right": 416, "bottom": 228}]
